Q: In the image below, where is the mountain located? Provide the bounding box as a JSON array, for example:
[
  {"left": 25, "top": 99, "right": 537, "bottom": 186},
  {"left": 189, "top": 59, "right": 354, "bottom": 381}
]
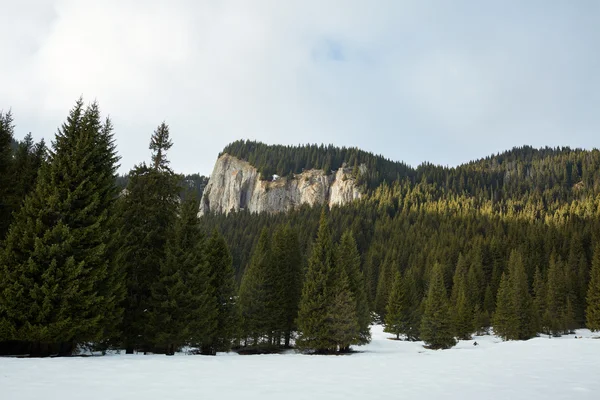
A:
[{"left": 199, "top": 153, "right": 363, "bottom": 215}]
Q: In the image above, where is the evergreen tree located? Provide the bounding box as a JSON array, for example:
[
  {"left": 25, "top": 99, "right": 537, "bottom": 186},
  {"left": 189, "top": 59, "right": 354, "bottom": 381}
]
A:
[
  {"left": 148, "top": 196, "right": 216, "bottom": 354},
  {"left": 117, "top": 122, "right": 180, "bottom": 353},
  {"left": 297, "top": 210, "right": 359, "bottom": 353},
  {"left": 532, "top": 266, "right": 547, "bottom": 333},
  {"left": 271, "top": 224, "right": 303, "bottom": 347},
  {"left": 492, "top": 250, "right": 537, "bottom": 341},
  {"left": 238, "top": 228, "right": 274, "bottom": 347},
  {"left": 451, "top": 254, "right": 473, "bottom": 340},
  {"left": 336, "top": 230, "right": 371, "bottom": 344},
  {"left": 324, "top": 268, "right": 359, "bottom": 352},
  {"left": 203, "top": 229, "right": 237, "bottom": 354},
  {"left": 420, "top": 262, "right": 456, "bottom": 349},
  {"left": 296, "top": 210, "right": 335, "bottom": 352},
  {"left": 0, "top": 100, "right": 121, "bottom": 355},
  {"left": 545, "top": 254, "right": 573, "bottom": 336},
  {"left": 384, "top": 271, "right": 410, "bottom": 339},
  {"left": 0, "top": 110, "right": 15, "bottom": 238},
  {"left": 586, "top": 244, "right": 600, "bottom": 331}
]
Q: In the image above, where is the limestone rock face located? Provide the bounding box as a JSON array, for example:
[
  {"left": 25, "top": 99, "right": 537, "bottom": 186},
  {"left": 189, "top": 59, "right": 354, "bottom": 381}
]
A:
[{"left": 199, "top": 154, "right": 362, "bottom": 215}]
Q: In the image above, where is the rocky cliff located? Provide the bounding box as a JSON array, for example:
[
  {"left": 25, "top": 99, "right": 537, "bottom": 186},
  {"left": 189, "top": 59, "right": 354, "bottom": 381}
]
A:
[{"left": 198, "top": 154, "right": 363, "bottom": 215}]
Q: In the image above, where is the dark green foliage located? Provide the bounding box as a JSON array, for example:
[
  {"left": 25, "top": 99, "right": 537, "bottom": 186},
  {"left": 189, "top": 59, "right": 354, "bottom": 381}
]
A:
[
  {"left": 297, "top": 210, "right": 361, "bottom": 353},
  {"left": 117, "top": 123, "right": 180, "bottom": 353},
  {"left": 0, "top": 99, "right": 120, "bottom": 354},
  {"left": 384, "top": 272, "right": 410, "bottom": 340},
  {"left": 271, "top": 224, "right": 303, "bottom": 347},
  {"left": 238, "top": 229, "right": 276, "bottom": 347},
  {"left": 420, "top": 263, "right": 456, "bottom": 349},
  {"left": 492, "top": 251, "right": 537, "bottom": 341},
  {"left": 586, "top": 245, "right": 600, "bottom": 331},
  {"left": 0, "top": 110, "right": 15, "bottom": 237},
  {"left": 148, "top": 196, "right": 216, "bottom": 354},
  {"left": 545, "top": 254, "right": 576, "bottom": 336},
  {"left": 336, "top": 231, "right": 371, "bottom": 344},
  {"left": 203, "top": 229, "right": 238, "bottom": 354},
  {"left": 296, "top": 211, "right": 336, "bottom": 352}
]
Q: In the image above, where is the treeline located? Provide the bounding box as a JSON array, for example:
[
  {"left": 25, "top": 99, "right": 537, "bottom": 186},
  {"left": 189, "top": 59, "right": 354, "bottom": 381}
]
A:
[
  {"left": 223, "top": 140, "right": 600, "bottom": 204},
  {"left": 202, "top": 161, "right": 600, "bottom": 348}
]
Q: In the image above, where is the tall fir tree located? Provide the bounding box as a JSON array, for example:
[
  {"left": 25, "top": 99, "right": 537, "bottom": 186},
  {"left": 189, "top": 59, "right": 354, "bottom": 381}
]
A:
[
  {"left": 586, "top": 244, "right": 600, "bottom": 331},
  {"left": 203, "top": 229, "right": 237, "bottom": 354},
  {"left": 117, "top": 122, "right": 180, "bottom": 353},
  {"left": 296, "top": 210, "right": 335, "bottom": 352},
  {"left": 0, "top": 110, "right": 15, "bottom": 238},
  {"left": 493, "top": 250, "right": 537, "bottom": 341},
  {"left": 271, "top": 224, "right": 303, "bottom": 348},
  {"left": 238, "top": 228, "right": 274, "bottom": 347},
  {"left": 420, "top": 262, "right": 457, "bottom": 349},
  {"left": 384, "top": 271, "right": 410, "bottom": 340},
  {"left": 148, "top": 196, "right": 216, "bottom": 354},
  {"left": 336, "top": 230, "right": 371, "bottom": 344},
  {"left": 0, "top": 99, "right": 121, "bottom": 356}
]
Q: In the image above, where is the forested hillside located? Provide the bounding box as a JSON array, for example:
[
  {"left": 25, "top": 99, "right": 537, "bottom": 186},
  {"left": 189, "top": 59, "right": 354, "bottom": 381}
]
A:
[{"left": 1, "top": 100, "right": 599, "bottom": 358}]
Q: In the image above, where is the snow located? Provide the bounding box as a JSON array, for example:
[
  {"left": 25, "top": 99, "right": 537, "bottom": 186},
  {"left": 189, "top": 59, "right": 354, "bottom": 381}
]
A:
[{"left": 1, "top": 325, "right": 599, "bottom": 400}]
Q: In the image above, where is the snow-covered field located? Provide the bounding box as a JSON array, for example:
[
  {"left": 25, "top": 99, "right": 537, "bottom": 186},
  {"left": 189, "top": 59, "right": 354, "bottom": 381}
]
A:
[{"left": 1, "top": 326, "right": 599, "bottom": 400}]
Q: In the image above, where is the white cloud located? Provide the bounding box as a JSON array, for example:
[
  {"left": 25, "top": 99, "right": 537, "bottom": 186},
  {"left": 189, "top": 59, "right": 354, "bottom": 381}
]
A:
[{"left": 1, "top": 0, "right": 598, "bottom": 174}]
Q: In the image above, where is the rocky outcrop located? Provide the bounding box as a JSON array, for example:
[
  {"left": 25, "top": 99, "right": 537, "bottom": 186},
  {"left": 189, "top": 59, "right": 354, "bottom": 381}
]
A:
[{"left": 199, "top": 154, "right": 362, "bottom": 215}]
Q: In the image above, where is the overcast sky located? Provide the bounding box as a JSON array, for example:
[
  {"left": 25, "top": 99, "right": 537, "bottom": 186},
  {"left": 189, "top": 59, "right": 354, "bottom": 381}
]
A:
[{"left": 1, "top": 1, "right": 599, "bottom": 175}]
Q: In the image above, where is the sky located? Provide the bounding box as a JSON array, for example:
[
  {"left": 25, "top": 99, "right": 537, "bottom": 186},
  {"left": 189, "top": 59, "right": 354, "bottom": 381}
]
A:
[{"left": 1, "top": 0, "right": 599, "bottom": 175}]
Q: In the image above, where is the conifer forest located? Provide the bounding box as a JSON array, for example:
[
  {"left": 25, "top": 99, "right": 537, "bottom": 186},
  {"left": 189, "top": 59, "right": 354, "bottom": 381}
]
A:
[{"left": 1, "top": 99, "right": 600, "bottom": 358}]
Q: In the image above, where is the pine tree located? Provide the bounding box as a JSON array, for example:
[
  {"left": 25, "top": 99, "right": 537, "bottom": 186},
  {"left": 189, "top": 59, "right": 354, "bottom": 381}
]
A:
[
  {"left": 586, "top": 244, "right": 600, "bottom": 331},
  {"left": 0, "top": 110, "right": 15, "bottom": 238},
  {"left": 532, "top": 266, "right": 547, "bottom": 333},
  {"left": 545, "top": 254, "right": 569, "bottom": 336},
  {"left": 297, "top": 209, "right": 358, "bottom": 353},
  {"left": 451, "top": 254, "right": 473, "bottom": 340},
  {"left": 203, "top": 229, "right": 237, "bottom": 354},
  {"left": 296, "top": 210, "right": 334, "bottom": 352},
  {"left": 384, "top": 271, "right": 409, "bottom": 339},
  {"left": 336, "top": 230, "right": 371, "bottom": 344},
  {"left": 118, "top": 122, "right": 180, "bottom": 353},
  {"left": 148, "top": 196, "right": 215, "bottom": 354},
  {"left": 271, "top": 224, "right": 303, "bottom": 348},
  {"left": 375, "top": 253, "right": 396, "bottom": 319},
  {"left": 0, "top": 100, "right": 121, "bottom": 355},
  {"left": 492, "top": 250, "right": 537, "bottom": 341},
  {"left": 324, "top": 268, "right": 359, "bottom": 352},
  {"left": 420, "top": 262, "right": 456, "bottom": 349},
  {"left": 493, "top": 272, "right": 515, "bottom": 340},
  {"left": 238, "top": 228, "right": 273, "bottom": 347}
]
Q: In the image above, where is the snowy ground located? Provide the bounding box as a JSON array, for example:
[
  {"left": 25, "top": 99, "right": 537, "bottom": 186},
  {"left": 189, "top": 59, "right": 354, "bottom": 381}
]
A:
[{"left": 1, "top": 326, "right": 599, "bottom": 400}]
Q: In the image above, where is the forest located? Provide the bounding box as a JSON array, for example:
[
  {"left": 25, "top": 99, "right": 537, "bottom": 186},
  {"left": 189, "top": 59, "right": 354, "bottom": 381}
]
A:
[{"left": 1, "top": 99, "right": 599, "bottom": 357}]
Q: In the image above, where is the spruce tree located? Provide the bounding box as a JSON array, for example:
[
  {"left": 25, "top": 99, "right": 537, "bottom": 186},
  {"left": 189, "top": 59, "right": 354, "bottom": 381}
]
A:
[
  {"left": 336, "top": 230, "right": 371, "bottom": 344},
  {"left": 148, "top": 196, "right": 215, "bottom": 354},
  {"left": 586, "top": 244, "right": 600, "bottom": 331},
  {"left": 0, "top": 110, "right": 15, "bottom": 238},
  {"left": 420, "top": 262, "right": 456, "bottom": 349},
  {"left": 492, "top": 250, "right": 537, "bottom": 341},
  {"left": 271, "top": 224, "right": 302, "bottom": 348},
  {"left": 324, "top": 268, "right": 359, "bottom": 352},
  {"left": 0, "top": 100, "right": 121, "bottom": 355},
  {"left": 451, "top": 254, "right": 473, "bottom": 340},
  {"left": 384, "top": 271, "right": 409, "bottom": 339},
  {"left": 493, "top": 272, "right": 514, "bottom": 340},
  {"left": 297, "top": 210, "right": 339, "bottom": 353},
  {"left": 203, "top": 229, "right": 237, "bottom": 354},
  {"left": 238, "top": 228, "right": 273, "bottom": 347},
  {"left": 117, "top": 122, "right": 180, "bottom": 353}
]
